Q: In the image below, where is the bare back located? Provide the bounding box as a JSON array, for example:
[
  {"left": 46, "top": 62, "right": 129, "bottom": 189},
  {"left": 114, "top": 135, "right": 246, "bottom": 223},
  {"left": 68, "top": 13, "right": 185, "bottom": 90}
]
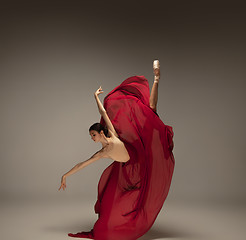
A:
[{"left": 104, "top": 134, "right": 130, "bottom": 162}]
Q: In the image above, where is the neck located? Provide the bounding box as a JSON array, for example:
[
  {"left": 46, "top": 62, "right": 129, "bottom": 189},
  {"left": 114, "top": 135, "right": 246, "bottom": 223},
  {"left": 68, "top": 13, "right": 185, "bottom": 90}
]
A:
[{"left": 100, "top": 135, "right": 109, "bottom": 147}]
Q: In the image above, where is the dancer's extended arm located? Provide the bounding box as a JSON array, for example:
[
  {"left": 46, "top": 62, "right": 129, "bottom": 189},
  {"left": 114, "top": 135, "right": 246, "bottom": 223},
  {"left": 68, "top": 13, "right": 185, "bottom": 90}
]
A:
[
  {"left": 94, "top": 86, "right": 119, "bottom": 137},
  {"left": 58, "top": 147, "right": 108, "bottom": 191}
]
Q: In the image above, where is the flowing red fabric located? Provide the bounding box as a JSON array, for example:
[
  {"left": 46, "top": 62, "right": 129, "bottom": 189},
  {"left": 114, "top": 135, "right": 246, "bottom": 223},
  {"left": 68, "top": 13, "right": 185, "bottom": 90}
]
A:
[{"left": 68, "top": 75, "right": 175, "bottom": 240}]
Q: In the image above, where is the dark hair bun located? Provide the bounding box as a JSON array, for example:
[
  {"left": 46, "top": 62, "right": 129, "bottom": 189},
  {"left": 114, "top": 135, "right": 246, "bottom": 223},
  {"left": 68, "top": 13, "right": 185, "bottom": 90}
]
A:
[{"left": 89, "top": 123, "right": 109, "bottom": 137}]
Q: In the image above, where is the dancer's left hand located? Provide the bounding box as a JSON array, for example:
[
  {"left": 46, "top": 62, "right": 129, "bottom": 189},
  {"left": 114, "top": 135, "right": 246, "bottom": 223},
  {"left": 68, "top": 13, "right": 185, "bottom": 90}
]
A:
[{"left": 58, "top": 175, "right": 67, "bottom": 191}]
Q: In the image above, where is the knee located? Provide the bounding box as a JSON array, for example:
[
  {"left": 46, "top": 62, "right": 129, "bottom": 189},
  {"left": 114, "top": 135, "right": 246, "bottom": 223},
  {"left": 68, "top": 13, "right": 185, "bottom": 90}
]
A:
[{"left": 150, "top": 105, "right": 157, "bottom": 113}]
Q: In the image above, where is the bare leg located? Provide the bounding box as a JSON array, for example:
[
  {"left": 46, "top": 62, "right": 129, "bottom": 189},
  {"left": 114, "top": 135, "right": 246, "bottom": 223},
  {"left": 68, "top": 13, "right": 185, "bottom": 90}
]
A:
[{"left": 149, "top": 60, "right": 160, "bottom": 112}]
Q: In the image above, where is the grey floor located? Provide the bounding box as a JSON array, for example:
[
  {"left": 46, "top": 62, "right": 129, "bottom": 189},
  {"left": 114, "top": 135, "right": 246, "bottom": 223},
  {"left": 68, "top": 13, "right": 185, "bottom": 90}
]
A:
[{"left": 1, "top": 197, "right": 245, "bottom": 240}]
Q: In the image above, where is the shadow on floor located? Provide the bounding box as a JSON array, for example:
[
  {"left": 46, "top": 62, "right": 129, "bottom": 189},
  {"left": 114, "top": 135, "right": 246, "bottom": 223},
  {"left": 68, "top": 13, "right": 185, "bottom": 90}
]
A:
[
  {"left": 43, "top": 221, "right": 93, "bottom": 234},
  {"left": 43, "top": 222, "right": 201, "bottom": 239},
  {"left": 138, "top": 226, "right": 201, "bottom": 239}
]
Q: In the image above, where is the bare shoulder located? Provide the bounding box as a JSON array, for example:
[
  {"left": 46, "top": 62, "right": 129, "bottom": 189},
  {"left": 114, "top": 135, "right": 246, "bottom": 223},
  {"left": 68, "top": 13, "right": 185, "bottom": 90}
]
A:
[{"left": 91, "top": 146, "right": 109, "bottom": 160}]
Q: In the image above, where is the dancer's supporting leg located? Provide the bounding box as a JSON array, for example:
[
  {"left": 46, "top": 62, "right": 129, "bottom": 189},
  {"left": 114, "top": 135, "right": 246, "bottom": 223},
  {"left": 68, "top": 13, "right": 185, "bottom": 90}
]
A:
[{"left": 149, "top": 60, "right": 160, "bottom": 112}]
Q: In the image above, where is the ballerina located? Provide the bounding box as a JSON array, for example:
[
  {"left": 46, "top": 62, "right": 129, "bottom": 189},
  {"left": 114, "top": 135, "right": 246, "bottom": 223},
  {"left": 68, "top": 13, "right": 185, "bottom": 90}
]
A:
[{"left": 59, "top": 60, "right": 175, "bottom": 240}]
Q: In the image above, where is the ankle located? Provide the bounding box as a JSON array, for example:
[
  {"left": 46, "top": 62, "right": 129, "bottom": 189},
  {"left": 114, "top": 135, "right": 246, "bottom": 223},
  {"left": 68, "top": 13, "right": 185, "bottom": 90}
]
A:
[{"left": 154, "top": 75, "right": 160, "bottom": 83}]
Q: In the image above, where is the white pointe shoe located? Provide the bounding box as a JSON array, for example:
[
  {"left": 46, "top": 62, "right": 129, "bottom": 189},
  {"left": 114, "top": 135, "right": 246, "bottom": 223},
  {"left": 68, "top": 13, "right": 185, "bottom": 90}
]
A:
[{"left": 153, "top": 60, "right": 160, "bottom": 83}]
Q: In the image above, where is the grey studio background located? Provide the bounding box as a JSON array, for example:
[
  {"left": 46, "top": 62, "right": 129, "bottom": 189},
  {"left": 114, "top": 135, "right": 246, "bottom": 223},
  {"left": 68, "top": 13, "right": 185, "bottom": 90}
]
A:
[{"left": 0, "top": 1, "right": 245, "bottom": 240}]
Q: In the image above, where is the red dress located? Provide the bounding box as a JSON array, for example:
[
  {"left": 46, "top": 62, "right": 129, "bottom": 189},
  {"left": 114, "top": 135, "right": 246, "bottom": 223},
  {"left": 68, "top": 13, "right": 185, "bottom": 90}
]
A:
[{"left": 68, "top": 76, "right": 175, "bottom": 240}]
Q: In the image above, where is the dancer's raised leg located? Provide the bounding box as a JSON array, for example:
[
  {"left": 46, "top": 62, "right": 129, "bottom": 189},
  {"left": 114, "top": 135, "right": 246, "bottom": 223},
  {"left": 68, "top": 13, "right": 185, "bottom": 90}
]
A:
[{"left": 149, "top": 60, "right": 160, "bottom": 112}]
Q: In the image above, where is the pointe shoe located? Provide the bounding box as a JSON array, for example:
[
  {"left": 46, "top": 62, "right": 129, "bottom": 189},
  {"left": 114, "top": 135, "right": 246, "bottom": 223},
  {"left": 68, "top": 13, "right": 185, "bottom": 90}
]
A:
[
  {"left": 153, "top": 59, "right": 160, "bottom": 69},
  {"left": 153, "top": 60, "right": 160, "bottom": 82}
]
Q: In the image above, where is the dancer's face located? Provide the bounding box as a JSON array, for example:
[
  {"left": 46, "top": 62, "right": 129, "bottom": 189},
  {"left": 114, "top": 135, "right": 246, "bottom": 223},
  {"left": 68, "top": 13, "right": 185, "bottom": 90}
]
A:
[{"left": 89, "top": 130, "right": 101, "bottom": 142}]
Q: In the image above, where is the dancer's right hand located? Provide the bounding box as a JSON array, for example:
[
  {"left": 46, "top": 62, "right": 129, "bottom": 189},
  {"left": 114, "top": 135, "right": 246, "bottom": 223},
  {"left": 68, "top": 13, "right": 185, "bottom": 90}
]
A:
[
  {"left": 94, "top": 86, "right": 104, "bottom": 97},
  {"left": 58, "top": 175, "right": 67, "bottom": 191}
]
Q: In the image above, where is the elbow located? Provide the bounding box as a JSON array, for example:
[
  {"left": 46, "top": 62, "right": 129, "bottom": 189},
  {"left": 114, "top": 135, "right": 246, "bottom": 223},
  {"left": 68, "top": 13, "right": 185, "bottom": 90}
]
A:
[
  {"left": 100, "top": 109, "right": 106, "bottom": 115},
  {"left": 77, "top": 162, "right": 84, "bottom": 170}
]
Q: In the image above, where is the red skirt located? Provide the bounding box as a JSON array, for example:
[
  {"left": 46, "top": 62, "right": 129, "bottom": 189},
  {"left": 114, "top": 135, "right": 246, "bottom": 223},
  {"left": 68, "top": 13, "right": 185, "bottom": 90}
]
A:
[{"left": 68, "top": 76, "right": 175, "bottom": 240}]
